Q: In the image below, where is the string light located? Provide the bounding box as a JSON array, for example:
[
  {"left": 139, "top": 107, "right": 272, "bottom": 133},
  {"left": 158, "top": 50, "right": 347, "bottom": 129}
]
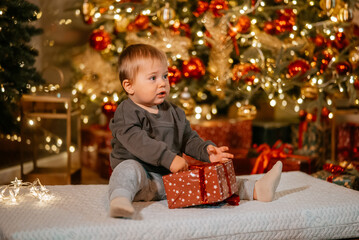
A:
[{"left": 0, "top": 178, "right": 52, "bottom": 204}]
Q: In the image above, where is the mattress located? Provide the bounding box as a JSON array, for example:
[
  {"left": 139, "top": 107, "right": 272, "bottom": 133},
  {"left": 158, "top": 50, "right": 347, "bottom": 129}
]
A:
[{"left": 0, "top": 171, "right": 358, "bottom": 240}]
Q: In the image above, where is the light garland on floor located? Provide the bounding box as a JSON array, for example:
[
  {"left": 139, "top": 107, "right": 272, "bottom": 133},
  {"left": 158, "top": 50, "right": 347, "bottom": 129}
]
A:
[{"left": 0, "top": 178, "right": 52, "bottom": 204}]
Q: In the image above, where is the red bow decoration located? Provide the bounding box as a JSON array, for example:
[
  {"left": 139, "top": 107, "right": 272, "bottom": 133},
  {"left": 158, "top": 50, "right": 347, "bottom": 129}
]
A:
[
  {"left": 251, "top": 140, "right": 291, "bottom": 174},
  {"left": 323, "top": 162, "right": 348, "bottom": 183},
  {"left": 251, "top": 140, "right": 310, "bottom": 174}
]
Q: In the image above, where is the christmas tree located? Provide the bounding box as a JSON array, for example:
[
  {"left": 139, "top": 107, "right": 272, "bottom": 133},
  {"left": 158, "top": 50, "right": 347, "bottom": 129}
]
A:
[
  {"left": 73, "top": 0, "right": 359, "bottom": 124},
  {"left": 0, "top": 0, "right": 44, "bottom": 134}
]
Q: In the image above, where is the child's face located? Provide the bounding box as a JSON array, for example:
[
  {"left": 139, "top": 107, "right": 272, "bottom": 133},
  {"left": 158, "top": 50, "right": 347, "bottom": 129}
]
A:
[{"left": 127, "top": 58, "right": 169, "bottom": 111}]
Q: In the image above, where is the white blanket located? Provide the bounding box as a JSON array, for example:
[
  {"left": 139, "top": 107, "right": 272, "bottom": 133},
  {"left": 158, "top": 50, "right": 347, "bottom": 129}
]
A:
[{"left": 0, "top": 171, "right": 358, "bottom": 240}]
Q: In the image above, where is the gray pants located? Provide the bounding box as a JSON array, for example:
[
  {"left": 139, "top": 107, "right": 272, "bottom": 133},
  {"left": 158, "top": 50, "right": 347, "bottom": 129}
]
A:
[{"left": 108, "top": 160, "right": 256, "bottom": 202}]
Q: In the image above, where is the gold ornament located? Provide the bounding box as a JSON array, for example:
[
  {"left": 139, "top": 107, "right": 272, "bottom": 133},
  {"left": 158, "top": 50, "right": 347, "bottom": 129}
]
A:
[
  {"left": 320, "top": 0, "right": 336, "bottom": 16},
  {"left": 338, "top": 3, "right": 353, "bottom": 22},
  {"left": 237, "top": 104, "right": 257, "bottom": 120},
  {"left": 179, "top": 87, "right": 195, "bottom": 115},
  {"left": 157, "top": 3, "right": 176, "bottom": 25},
  {"left": 115, "top": 16, "right": 130, "bottom": 33},
  {"left": 349, "top": 47, "right": 359, "bottom": 68},
  {"left": 301, "top": 83, "right": 319, "bottom": 99}
]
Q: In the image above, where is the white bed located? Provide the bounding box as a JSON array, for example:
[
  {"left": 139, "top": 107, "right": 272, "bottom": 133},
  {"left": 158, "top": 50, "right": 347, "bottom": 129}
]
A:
[{"left": 0, "top": 171, "right": 358, "bottom": 240}]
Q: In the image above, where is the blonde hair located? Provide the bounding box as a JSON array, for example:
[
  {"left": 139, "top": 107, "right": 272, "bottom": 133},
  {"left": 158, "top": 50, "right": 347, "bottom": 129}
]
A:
[{"left": 118, "top": 44, "right": 168, "bottom": 86}]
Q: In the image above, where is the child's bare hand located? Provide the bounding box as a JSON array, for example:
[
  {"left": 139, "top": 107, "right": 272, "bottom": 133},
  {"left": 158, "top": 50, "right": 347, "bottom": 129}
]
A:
[
  {"left": 170, "top": 155, "right": 188, "bottom": 173},
  {"left": 207, "top": 145, "right": 234, "bottom": 163}
]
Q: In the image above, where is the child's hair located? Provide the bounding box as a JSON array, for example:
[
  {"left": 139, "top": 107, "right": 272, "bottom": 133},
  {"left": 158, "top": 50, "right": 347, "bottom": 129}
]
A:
[{"left": 118, "top": 44, "right": 168, "bottom": 85}]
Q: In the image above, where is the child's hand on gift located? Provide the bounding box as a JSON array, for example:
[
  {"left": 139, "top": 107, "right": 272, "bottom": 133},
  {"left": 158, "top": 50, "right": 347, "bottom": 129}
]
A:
[
  {"left": 207, "top": 145, "right": 234, "bottom": 163},
  {"left": 170, "top": 155, "right": 189, "bottom": 173}
]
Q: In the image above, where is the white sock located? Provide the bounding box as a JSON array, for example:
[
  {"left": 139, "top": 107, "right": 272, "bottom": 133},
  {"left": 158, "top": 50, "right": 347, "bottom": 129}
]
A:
[
  {"left": 254, "top": 161, "right": 282, "bottom": 202},
  {"left": 110, "top": 197, "right": 135, "bottom": 218}
]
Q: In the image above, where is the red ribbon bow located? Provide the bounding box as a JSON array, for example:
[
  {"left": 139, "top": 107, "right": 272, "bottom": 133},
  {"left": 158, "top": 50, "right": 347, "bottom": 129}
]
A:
[{"left": 251, "top": 140, "right": 292, "bottom": 174}]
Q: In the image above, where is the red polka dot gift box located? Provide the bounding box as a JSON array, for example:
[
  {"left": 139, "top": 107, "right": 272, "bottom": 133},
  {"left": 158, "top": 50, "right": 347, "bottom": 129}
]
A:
[{"left": 162, "top": 160, "right": 238, "bottom": 209}]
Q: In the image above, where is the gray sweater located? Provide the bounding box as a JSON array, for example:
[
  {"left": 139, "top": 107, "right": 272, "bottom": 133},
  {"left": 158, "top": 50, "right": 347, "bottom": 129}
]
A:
[{"left": 109, "top": 98, "right": 214, "bottom": 175}]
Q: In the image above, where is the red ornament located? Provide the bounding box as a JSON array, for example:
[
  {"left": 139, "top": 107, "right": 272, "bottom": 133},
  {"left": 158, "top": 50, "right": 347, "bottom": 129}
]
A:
[
  {"left": 182, "top": 57, "right": 206, "bottom": 79},
  {"left": 335, "top": 61, "right": 352, "bottom": 75},
  {"left": 321, "top": 107, "right": 330, "bottom": 120},
  {"left": 228, "top": 15, "right": 251, "bottom": 37},
  {"left": 331, "top": 32, "right": 349, "bottom": 50},
  {"left": 170, "top": 22, "right": 191, "bottom": 38},
  {"left": 263, "top": 21, "right": 276, "bottom": 35},
  {"left": 306, "top": 112, "right": 316, "bottom": 122},
  {"left": 209, "top": 0, "right": 229, "bottom": 18},
  {"left": 311, "top": 34, "right": 328, "bottom": 49},
  {"left": 275, "top": 9, "right": 295, "bottom": 33},
  {"left": 193, "top": 0, "right": 209, "bottom": 17},
  {"left": 312, "top": 48, "right": 337, "bottom": 74},
  {"left": 168, "top": 66, "right": 182, "bottom": 86},
  {"left": 287, "top": 59, "right": 310, "bottom": 78},
  {"left": 89, "top": 29, "right": 111, "bottom": 51},
  {"left": 232, "top": 63, "right": 261, "bottom": 85},
  {"left": 102, "top": 101, "right": 117, "bottom": 126},
  {"left": 127, "top": 14, "right": 150, "bottom": 31}
]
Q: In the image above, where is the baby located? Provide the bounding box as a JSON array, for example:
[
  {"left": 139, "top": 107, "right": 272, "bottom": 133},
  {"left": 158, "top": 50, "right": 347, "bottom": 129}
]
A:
[{"left": 108, "top": 43, "right": 282, "bottom": 218}]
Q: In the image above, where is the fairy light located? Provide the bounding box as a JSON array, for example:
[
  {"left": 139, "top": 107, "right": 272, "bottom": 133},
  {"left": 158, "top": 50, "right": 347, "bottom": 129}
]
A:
[
  {"left": 28, "top": 119, "right": 35, "bottom": 126},
  {"left": 197, "top": 31, "right": 203, "bottom": 37},
  {"left": 57, "top": 138, "right": 63, "bottom": 147},
  {"left": 83, "top": 116, "right": 89, "bottom": 124},
  {"left": 69, "top": 146, "right": 76, "bottom": 153},
  {"left": 328, "top": 112, "right": 333, "bottom": 119},
  {"left": 330, "top": 16, "right": 337, "bottom": 22},
  {"left": 94, "top": 12, "right": 101, "bottom": 18},
  {"left": 270, "top": 99, "right": 276, "bottom": 107},
  {"left": 0, "top": 178, "right": 52, "bottom": 204},
  {"left": 349, "top": 76, "right": 355, "bottom": 84},
  {"left": 327, "top": 99, "right": 332, "bottom": 105},
  {"left": 211, "top": 106, "right": 217, "bottom": 115},
  {"left": 90, "top": 94, "right": 97, "bottom": 101},
  {"left": 297, "top": 98, "right": 303, "bottom": 104},
  {"left": 282, "top": 100, "right": 287, "bottom": 107}
]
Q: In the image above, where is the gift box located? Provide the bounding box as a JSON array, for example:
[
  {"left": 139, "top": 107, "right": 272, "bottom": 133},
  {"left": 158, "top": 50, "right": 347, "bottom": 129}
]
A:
[
  {"left": 312, "top": 170, "right": 359, "bottom": 190},
  {"left": 190, "top": 119, "right": 252, "bottom": 149},
  {"left": 162, "top": 160, "right": 238, "bottom": 209},
  {"left": 336, "top": 123, "right": 359, "bottom": 161},
  {"left": 312, "top": 162, "right": 359, "bottom": 190}
]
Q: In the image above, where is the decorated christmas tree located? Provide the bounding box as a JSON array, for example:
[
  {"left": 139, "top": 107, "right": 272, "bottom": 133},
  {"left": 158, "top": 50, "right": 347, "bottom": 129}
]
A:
[
  {"left": 0, "top": 0, "right": 44, "bottom": 134},
  {"left": 73, "top": 0, "right": 359, "bottom": 125}
]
